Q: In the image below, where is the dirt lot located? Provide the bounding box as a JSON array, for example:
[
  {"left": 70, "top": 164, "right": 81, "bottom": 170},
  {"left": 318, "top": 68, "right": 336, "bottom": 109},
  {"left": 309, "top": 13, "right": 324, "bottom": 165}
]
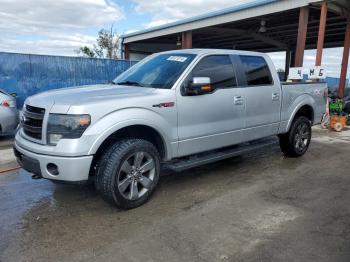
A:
[{"left": 1, "top": 127, "right": 350, "bottom": 262}]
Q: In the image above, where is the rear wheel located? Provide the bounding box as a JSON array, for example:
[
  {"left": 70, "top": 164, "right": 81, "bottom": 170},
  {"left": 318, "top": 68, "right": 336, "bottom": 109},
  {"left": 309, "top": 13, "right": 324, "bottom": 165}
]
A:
[
  {"left": 95, "top": 139, "right": 160, "bottom": 209},
  {"left": 279, "top": 116, "right": 312, "bottom": 157}
]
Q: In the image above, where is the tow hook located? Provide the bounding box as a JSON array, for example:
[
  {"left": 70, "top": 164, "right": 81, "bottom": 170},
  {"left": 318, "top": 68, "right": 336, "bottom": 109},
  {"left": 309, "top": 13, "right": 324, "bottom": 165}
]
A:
[{"left": 31, "top": 174, "right": 42, "bottom": 180}]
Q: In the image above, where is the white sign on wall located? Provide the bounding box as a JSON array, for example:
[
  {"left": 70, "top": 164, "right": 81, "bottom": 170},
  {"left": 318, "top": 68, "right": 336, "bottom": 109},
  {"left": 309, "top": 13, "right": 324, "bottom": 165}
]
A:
[
  {"left": 308, "top": 66, "right": 326, "bottom": 79},
  {"left": 288, "top": 66, "right": 326, "bottom": 80},
  {"left": 289, "top": 67, "right": 304, "bottom": 80}
]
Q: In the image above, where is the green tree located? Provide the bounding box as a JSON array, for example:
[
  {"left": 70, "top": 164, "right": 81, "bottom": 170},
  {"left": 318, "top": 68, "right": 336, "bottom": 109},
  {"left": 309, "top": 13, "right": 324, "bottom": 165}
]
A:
[
  {"left": 77, "top": 26, "right": 120, "bottom": 59},
  {"left": 78, "top": 46, "right": 96, "bottom": 58}
]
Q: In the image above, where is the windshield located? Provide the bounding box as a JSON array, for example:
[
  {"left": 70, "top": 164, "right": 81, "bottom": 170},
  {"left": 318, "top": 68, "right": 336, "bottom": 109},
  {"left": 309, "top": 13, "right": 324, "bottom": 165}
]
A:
[{"left": 114, "top": 53, "right": 196, "bottom": 89}]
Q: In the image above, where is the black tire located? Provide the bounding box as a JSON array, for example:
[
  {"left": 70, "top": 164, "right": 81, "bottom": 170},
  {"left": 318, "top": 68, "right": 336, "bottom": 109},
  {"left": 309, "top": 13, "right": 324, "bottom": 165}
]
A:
[
  {"left": 279, "top": 116, "right": 312, "bottom": 157},
  {"left": 95, "top": 139, "right": 160, "bottom": 209}
]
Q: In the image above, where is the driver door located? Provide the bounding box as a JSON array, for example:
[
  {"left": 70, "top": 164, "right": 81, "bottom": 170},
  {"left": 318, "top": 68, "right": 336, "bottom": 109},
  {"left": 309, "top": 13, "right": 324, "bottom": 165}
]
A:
[{"left": 176, "top": 55, "right": 246, "bottom": 157}]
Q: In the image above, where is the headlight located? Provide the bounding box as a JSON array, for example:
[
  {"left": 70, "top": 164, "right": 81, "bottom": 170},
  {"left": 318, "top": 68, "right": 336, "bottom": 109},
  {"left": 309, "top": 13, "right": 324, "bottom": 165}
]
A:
[{"left": 47, "top": 114, "right": 91, "bottom": 145}]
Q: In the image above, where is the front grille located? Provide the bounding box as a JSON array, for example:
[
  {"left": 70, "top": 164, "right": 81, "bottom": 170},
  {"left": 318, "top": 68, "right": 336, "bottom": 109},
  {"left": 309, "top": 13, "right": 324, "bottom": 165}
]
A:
[
  {"left": 22, "top": 105, "right": 45, "bottom": 140},
  {"left": 26, "top": 104, "right": 45, "bottom": 114}
]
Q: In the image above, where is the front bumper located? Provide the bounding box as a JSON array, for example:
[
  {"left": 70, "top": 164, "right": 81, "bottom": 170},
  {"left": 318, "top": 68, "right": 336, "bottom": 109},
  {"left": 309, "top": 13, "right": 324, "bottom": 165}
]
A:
[{"left": 14, "top": 142, "right": 93, "bottom": 182}]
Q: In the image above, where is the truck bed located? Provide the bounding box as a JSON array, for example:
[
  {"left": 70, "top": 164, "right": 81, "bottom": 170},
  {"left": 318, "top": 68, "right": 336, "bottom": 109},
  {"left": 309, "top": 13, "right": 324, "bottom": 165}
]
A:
[{"left": 279, "top": 82, "right": 327, "bottom": 133}]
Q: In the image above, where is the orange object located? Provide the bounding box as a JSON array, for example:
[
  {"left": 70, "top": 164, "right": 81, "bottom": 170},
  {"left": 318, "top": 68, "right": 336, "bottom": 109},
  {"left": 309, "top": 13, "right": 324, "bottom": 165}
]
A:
[
  {"left": 330, "top": 115, "right": 346, "bottom": 132},
  {"left": 200, "top": 85, "right": 211, "bottom": 91},
  {"left": 79, "top": 116, "right": 91, "bottom": 126}
]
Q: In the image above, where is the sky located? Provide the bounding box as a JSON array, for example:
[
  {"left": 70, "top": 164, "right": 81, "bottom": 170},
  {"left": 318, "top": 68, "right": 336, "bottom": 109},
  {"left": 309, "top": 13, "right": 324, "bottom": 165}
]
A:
[{"left": 0, "top": 0, "right": 347, "bottom": 77}]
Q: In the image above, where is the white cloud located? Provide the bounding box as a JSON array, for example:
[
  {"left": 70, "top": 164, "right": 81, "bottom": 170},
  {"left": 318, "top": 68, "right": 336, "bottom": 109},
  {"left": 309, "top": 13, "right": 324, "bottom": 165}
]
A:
[
  {"left": 0, "top": 0, "right": 123, "bottom": 35},
  {"left": 145, "top": 19, "right": 177, "bottom": 29},
  {"left": 0, "top": 0, "right": 123, "bottom": 55},
  {"left": 132, "top": 0, "right": 256, "bottom": 28},
  {"left": 0, "top": 34, "right": 96, "bottom": 56},
  {"left": 124, "top": 29, "right": 139, "bottom": 35}
]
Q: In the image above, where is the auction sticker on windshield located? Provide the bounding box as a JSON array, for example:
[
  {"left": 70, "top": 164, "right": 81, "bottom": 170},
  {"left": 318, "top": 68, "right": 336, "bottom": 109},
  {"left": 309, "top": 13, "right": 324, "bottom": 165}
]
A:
[{"left": 167, "top": 56, "right": 188, "bottom": 62}]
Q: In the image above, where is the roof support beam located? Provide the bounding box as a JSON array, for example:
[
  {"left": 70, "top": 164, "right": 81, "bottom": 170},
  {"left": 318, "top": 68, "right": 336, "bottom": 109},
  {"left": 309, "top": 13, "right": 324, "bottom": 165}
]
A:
[
  {"left": 294, "top": 6, "right": 309, "bottom": 67},
  {"left": 122, "top": 0, "right": 324, "bottom": 44},
  {"left": 204, "top": 27, "right": 288, "bottom": 49},
  {"left": 285, "top": 49, "right": 291, "bottom": 80},
  {"left": 182, "top": 31, "right": 193, "bottom": 49},
  {"left": 199, "top": 37, "right": 264, "bottom": 47},
  {"left": 256, "top": 16, "right": 343, "bottom": 36},
  {"left": 327, "top": 2, "right": 350, "bottom": 17},
  {"left": 197, "top": 26, "right": 346, "bottom": 49},
  {"left": 316, "top": 1, "right": 328, "bottom": 66},
  {"left": 339, "top": 17, "right": 350, "bottom": 98},
  {"left": 124, "top": 43, "right": 130, "bottom": 60},
  {"left": 245, "top": 31, "right": 288, "bottom": 49}
]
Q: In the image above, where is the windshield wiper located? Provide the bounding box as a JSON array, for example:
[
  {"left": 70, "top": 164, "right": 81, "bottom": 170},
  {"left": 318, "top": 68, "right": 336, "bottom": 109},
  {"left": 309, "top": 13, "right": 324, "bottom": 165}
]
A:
[{"left": 116, "top": 80, "right": 144, "bottom": 87}]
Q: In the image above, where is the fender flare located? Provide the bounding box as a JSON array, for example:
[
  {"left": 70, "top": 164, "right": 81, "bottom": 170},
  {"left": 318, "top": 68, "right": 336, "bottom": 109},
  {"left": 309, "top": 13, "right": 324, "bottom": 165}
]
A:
[
  {"left": 284, "top": 94, "right": 316, "bottom": 133},
  {"left": 85, "top": 108, "right": 174, "bottom": 160}
]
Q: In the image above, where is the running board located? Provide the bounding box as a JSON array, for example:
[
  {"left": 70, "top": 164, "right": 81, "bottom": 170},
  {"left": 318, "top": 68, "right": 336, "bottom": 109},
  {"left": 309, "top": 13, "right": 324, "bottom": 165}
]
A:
[{"left": 162, "top": 137, "right": 278, "bottom": 172}]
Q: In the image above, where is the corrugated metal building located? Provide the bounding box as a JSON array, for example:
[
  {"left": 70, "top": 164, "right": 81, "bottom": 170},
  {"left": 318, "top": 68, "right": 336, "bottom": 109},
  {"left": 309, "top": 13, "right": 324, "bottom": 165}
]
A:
[{"left": 121, "top": 0, "right": 350, "bottom": 96}]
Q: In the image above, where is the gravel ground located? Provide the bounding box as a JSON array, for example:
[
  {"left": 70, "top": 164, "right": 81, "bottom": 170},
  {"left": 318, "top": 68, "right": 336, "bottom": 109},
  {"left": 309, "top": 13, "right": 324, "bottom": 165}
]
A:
[{"left": 0, "top": 127, "right": 350, "bottom": 262}]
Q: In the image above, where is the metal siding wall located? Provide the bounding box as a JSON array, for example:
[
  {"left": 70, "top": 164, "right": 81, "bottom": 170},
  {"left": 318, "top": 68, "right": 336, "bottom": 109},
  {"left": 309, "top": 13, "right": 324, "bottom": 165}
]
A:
[{"left": 0, "top": 52, "right": 136, "bottom": 107}]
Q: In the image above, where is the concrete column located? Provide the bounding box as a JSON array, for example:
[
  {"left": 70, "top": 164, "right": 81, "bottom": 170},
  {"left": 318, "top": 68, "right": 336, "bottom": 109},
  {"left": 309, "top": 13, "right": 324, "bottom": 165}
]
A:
[
  {"left": 316, "top": 2, "right": 328, "bottom": 66},
  {"left": 182, "top": 31, "right": 193, "bottom": 49},
  {"left": 294, "top": 7, "right": 309, "bottom": 67},
  {"left": 339, "top": 18, "right": 350, "bottom": 98}
]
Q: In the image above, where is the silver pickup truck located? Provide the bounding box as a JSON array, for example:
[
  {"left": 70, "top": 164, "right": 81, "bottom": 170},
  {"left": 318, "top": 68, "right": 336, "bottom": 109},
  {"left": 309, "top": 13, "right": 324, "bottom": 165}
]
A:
[{"left": 14, "top": 49, "right": 327, "bottom": 209}]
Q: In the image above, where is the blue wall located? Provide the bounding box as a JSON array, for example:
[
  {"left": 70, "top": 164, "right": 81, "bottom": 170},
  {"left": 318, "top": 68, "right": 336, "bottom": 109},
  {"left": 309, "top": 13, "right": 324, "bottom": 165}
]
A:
[
  {"left": 0, "top": 52, "right": 136, "bottom": 107},
  {"left": 325, "top": 77, "right": 349, "bottom": 89}
]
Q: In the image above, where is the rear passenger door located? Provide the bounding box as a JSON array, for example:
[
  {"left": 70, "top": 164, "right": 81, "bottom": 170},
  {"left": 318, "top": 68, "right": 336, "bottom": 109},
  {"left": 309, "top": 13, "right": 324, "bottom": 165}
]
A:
[{"left": 236, "top": 55, "right": 281, "bottom": 140}]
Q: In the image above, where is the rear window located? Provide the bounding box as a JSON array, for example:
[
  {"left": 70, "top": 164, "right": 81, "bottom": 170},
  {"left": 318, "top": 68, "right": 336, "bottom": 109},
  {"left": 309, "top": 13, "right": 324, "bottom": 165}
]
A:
[{"left": 239, "top": 55, "right": 273, "bottom": 86}]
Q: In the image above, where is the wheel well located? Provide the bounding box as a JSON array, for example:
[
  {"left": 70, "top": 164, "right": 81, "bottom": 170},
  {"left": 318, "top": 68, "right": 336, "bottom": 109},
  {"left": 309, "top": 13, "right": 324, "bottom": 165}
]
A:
[
  {"left": 91, "top": 125, "right": 166, "bottom": 175},
  {"left": 295, "top": 105, "right": 314, "bottom": 123}
]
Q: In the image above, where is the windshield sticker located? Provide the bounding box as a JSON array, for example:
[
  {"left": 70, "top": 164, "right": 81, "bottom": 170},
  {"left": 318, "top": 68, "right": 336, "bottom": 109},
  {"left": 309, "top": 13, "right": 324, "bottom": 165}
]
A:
[{"left": 167, "top": 56, "right": 188, "bottom": 62}]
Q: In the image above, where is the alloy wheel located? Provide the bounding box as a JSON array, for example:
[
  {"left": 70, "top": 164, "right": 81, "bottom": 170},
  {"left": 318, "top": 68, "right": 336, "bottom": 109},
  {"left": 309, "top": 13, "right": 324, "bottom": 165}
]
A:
[
  {"left": 294, "top": 122, "right": 311, "bottom": 153},
  {"left": 117, "top": 151, "right": 156, "bottom": 200}
]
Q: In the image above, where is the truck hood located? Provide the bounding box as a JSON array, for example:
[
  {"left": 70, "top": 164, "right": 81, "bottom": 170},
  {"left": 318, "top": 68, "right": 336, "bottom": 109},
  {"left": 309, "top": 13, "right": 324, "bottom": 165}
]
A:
[{"left": 25, "top": 84, "right": 158, "bottom": 113}]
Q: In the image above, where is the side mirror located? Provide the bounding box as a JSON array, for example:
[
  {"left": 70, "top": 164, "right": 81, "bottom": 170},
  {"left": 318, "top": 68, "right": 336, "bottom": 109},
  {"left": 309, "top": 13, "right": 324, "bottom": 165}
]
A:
[{"left": 185, "top": 77, "right": 212, "bottom": 96}]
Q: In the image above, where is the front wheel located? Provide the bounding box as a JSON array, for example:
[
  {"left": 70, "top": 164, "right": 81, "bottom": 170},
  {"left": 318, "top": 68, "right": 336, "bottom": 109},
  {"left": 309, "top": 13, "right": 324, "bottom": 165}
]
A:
[
  {"left": 279, "top": 116, "right": 312, "bottom": 157},
  {"left": 95, "top": 139, "right": 160, "bottom": 209}
]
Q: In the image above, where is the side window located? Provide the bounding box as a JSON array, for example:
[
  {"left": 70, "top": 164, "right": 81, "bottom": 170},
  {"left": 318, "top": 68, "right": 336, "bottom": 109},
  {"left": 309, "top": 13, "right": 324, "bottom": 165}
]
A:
[
  {"left": 239, "top": 55, "right": 273, "bottom": 86},
  {"left": 192, "top": 55, "right": 236, "bottom": 89}
]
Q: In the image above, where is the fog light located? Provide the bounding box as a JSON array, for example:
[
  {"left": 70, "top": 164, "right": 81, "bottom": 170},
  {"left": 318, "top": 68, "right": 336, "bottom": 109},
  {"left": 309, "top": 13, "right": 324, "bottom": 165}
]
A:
[
  {"left": 47, "top": 163, "right": 59, "bottom": 176},
  {"left": 49, "top": 134, "right": 63, "bottom": 145}
]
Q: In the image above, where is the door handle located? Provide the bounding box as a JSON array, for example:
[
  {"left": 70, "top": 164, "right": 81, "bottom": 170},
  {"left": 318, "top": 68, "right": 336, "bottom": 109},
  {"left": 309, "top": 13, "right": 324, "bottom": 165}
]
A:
[
  {"left": 272, "top": 93, "right": 279, "bottom": 101},
  {"left": 233, "top": 96, "right": 244, "bottom": 105}
]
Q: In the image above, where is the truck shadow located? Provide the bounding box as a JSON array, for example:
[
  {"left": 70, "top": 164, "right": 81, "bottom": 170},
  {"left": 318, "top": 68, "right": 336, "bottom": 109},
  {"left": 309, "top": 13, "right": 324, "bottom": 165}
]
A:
[{"left": 29, "top": 138, "right": 329, "bottom": 215}]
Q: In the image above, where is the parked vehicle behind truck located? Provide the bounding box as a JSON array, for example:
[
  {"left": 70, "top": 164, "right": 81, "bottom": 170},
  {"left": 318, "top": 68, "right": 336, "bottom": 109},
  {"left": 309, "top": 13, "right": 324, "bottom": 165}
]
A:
[
  {"left": 0, "top": 89, "right": 19, "bottom": 136},
  {"left": 14, "top": 49, "right": 327, "bottom": 209}
]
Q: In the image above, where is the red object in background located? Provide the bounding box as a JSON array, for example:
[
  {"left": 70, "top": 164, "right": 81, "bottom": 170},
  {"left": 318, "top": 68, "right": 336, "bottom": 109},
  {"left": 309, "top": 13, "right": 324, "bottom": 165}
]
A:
[
  {"left": 1, "top": 100, "right": 16, "bottom": 107},
  {"left": 1, "top": 101, "right": 10, "bottom": 107}
]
